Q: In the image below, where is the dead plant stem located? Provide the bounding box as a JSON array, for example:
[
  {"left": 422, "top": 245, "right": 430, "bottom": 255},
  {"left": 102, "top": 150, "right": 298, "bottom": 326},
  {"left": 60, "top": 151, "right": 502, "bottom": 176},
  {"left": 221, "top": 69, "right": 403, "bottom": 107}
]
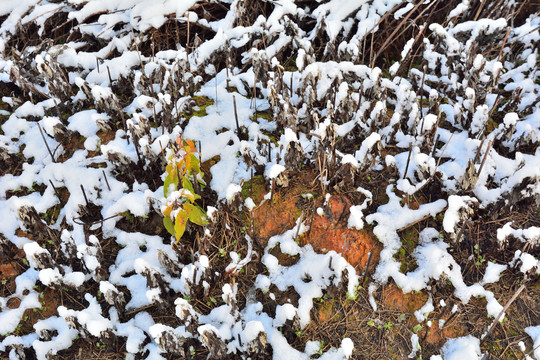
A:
[
  {"left": 37, "top": 123, "right": 55, "bottom": 163},
  {"left": 481, "top": 284, "right": 526, "bottom": 343},
  {"left": 403, "top": 144, "right": 413, "bottom": 180},
  {"left": 411, "top": 132, "right": 454, "bottom": 195},
  {"left": 476, "top": 140, "right": 492, "bottom": 177}
]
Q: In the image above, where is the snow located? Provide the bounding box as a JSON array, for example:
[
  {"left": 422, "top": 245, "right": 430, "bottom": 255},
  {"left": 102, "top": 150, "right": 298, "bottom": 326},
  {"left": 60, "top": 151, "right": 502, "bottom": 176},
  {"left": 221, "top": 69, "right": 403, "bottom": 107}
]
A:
[
  {"left": 266, "top": 164, "right": 286, "bottom": 179},
  {"left": 67, "top": 110, "right": 106, "bottom": 137},
  {"left": 225, "top": 183, "right": 242, "bottom": 202},
  {"left": 58, "top": 294, "right": 113, "bottom": 338},
  {"left": 408, "top": 333, "right": 420, "bottom": 358},
  {"left": 414, "top": 295, "right": 434, "bottom": 322},
  {"left": 525, "top": 326, "right": 540, "bottom": 360},
  {"left": 38, "top": 268, "right": 62, "bottom": 286},
  {"left": 347, "top": 187, "right": 373, "bottom": 230},
  {"left": 274, "top": 304, "right": 297, "bottom": 327},
  {"left": 0, "top": 0, "right": 539, "bottom": 358},
  {"left": 481, "top": 262, "right": 507, "bottom": 285},
  {"left": 443, "top": 195, "right": 477, "bottom": 233},
  {"left": 32, "top": 317, "right": 78, "bottom": 359},
  {"left": 497, "top": 222, "right": 540, "bottom": 246},
  {"left": 244, "top": 197, "right": 256, "bottom": 211},
  {"left": 242, "top": 320, "right": 265, "bottom": 344},
  {"left": 514, "top": 251, "right": 540, "bottom": 274},
  {"left": 260, "top": 225, "right": 359, "bottom": 328},
  {"left": 0, "top": 293, "right": 41, "bottom": 335},
  {"left": 438, "top": 335, "right": 483, "bottom": 360},
  {"left": 365, "top": 188, "right": 447, "bottom": 287}
]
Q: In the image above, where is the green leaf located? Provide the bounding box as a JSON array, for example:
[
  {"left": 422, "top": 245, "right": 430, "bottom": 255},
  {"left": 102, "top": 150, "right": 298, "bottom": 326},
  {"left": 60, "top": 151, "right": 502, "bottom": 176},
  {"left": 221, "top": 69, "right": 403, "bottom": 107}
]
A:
[
  {"left": 164, "top": 175, "right": 173, "bottom": 197},
  {"left": 163, "top": 171, "right": 178, "bottom": 198},
  {"left": 163, "top": 176, "right": 172, "bottom": 197},
  {"left": 163, "top": 216, "right": 175, "bottom": 236},
  {"left": 189, "top": 154, "right": 201, "bottom": 174},
  {"left": 182, "top": 176, "right": 195, "bottom": 194},
  {"left": 174, "top": 210, "right": 188, "bottom": 241},
  {"left": 184, "top": 204, "right": 209, "bottom": 226}
]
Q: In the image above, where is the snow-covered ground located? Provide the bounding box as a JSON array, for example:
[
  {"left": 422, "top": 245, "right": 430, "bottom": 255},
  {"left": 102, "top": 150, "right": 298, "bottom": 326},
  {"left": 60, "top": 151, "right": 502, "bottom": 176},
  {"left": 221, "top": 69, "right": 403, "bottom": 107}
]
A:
[{"left": 0, "top": 1, "right": 539, "bottom": 359}]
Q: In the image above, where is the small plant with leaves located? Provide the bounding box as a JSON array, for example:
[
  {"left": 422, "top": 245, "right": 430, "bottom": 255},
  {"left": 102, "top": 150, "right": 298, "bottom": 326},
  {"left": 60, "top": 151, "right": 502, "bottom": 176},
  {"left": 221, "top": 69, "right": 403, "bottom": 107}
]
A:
[
  {"left": 316, "top": 340, "right": 325, "bottom": 355},
  {"left": 474, "top": 244, "right": 486, "bottom": 266},
  {"left": 162, "top": 137, "right": 209, "bottom": 242}
]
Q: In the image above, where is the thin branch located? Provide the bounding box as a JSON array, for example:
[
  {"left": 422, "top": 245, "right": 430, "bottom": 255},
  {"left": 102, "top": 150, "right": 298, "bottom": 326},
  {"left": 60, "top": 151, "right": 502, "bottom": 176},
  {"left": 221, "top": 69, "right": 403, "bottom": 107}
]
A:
[
  {"left": 80, "top": 184, "right": 89, "bottom": 206},
  {"left": 294, "top": 212, "right": 304, "bottom": 242},
  {"left": 233, "top": 95, "right": 241, "bottom": 137},
  {"left": 403, "top": 144, "right": 413, "bottom": 180},
  {"left": 476, "top": 140, "right": 492, "bottom": 177},
  {"left": 473, "top": 137, "right": 486, "bottom": 164},
  {"left": 412, "top": 132, "right": 454, "bottom": 195},
  {"left": 37, "top": 123, "right": 55, "bottom": 163},
  {"left": 397, "top": 207, "right": 448, "bottom": 233},
  {"left": 48, "top": 179, "right": 61, "bottom": 199},
  {"left": 362, "top": 251, "right": 374, "bottom": 286},
  {"left": 102, "top": 170, "right": 111, "bottom": 191},
  {"left": 481, "top": 284, "right": 526, "bottom": 343}
]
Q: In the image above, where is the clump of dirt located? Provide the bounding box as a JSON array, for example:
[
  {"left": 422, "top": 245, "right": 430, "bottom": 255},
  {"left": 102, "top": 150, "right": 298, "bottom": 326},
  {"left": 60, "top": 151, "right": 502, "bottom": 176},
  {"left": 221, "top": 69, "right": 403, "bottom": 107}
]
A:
[
  {"left": 250, "top": 170, "right": 313, "bottom": 241},
  {"left": 0, "top": 263, "right": 20, "bottom": 282},
  {"left": 18, "top": 287, "right": 59, "bottom": 335},
  {"left": 252, "top": 191, "right": 302, "bottom": 240},
  {"left": 380, "top": 282, "right": 468, "bottom": 347},
  {"left": 381, "top": 283, "right": 429, "bottom": 314},
  {"left": 303, "top": 195, "right": 381, "bottom": 270},
  {"left": 0, "top": 243, "right": 26, "bottom": 297},
  {"left": 249, "top": 170, "right": 382, "bottom": 272},
  {"left": 421, "top": 317, "right": 466, "bottom": 347}
]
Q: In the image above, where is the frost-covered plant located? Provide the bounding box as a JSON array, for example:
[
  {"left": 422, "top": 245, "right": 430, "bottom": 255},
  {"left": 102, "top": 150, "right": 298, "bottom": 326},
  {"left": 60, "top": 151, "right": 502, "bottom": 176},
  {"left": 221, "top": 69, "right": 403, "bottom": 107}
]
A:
[{"left": 162, "top": 137, "right": 208, "bottom": 242}]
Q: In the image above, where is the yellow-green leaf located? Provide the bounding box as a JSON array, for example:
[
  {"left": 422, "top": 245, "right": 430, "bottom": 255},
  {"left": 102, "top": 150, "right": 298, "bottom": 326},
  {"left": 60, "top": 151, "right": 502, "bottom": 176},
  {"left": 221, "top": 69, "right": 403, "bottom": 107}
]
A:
[
  {"left": 166, "top": 158, "right": 175, "bottom": 176},
  {"left": 163, "top": 175, "right": 174, "bottom": 197},
  {"left": 182, "top": 176, "right": 195, "bottom": 194},
  {"left": 185, "top": 139, "right": 196, "bottom": 151},
  {"left": 184, "top": 204, "right": 209, "bottom": 226},
  {"left": 163, "top": 216, "right": 175, "bottom": 236},
  {"left": 163, "top": 203, "right": 173, "bottom": 217},
  {"left": 185, "top": 154, "right": 191, "bottom": 175},
  {"left": 181, "top": 190, "right": 195, "bottom": 203},
  {"left": 178, "top": 159, "right": 185, "bottom": 175},
  {"left": 174, "top": 210, "right": 188, "bottom": 241}
]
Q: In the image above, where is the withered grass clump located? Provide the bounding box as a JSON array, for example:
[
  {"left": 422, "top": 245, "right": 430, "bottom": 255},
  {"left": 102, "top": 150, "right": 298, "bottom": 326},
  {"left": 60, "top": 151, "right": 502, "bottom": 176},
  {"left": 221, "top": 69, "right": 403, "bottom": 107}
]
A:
[{"left": 0, "top": 1, "right": 539, "bottom": 359}]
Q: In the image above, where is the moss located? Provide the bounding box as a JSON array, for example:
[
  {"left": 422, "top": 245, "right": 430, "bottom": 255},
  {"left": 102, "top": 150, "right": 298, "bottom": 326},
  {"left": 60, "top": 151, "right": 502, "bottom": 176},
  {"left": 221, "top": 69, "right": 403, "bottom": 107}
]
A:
[
  {"left": 316, "top": 298, "right": 339, "bottom": 322},
  {"left": 6, "top": 183, "right": 46, "bottom": 199},
  {"left": 240, "top": 175, "right": 266, "bottom": 203},
  {"left": 0, "top": 100, "right": 9, "bottom": 111},
  {"left": 42, "top": 204, "right": 62, "bottom": 225},
  {"left": 401, "top": 228, "right": 418, "bottom": 249},
  {"left": 260, "top": 130, "right": 279, "bottom": 146},
  {"left": 394, "top": 228, "right": 419, "bottom": 273},
  {"left": 410, "top": 57, "right": 424, "bottom": 70},
  {"left": 201, "top": 155, "right": 220, "bottom": 182},
  {"left": 0, "top": 99, "right": 10, "bottom": 134},
  {"left": 284, "top": 57, "right": 298, "bottom": 72},
  {"left": 419, "top": 97, "right": 431, "bottom": 107},
  {"left": 193, "top": 95, "right": 212, "bottom": 107},
  {"left": 184, "top": 96, "right": 214, "bottom": 120},
  {"left": 485, "top": 117, "right": 499, "bottom": 133},
  {"left": 250, "top": 109, "right": 273, "bottom": 122}
]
